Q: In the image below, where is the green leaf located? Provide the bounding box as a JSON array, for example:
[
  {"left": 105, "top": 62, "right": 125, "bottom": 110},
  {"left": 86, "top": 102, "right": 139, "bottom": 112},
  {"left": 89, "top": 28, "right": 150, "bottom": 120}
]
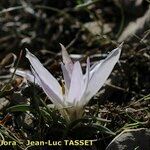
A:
[
  {"left": 92, "top": 123, "right": 116, "bottom": 135},
  {"left": 6, "top": 104, "right": 30, "bottom": 112},
  {"left": 40, "top": 108, "right": 52, "bottom": 120},
  {"left": 68, "top": 117, "right": 93, "bottom": 129}
]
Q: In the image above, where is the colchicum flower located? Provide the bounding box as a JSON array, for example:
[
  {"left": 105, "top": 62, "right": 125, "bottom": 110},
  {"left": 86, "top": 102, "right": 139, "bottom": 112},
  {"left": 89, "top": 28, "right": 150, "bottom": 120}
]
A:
[{"left": 11, "top": 44, "right": 122, "bottom": 122}]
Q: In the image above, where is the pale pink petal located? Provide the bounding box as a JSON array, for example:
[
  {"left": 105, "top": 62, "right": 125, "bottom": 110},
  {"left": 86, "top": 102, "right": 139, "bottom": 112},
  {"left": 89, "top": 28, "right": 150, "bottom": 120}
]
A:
[
  {"left": 60, "top": 43, "right": 73, "bottom": 77},
  {"left": 61, "top": 63, "right": 71, "bottom": 89},
  {"left": 67, "top": 61, "right": 83, "bottom": 105},
  {"left": 25, "top": 49, "right": 62, "bottom": 101},
  {"left": 90, "top": 60, "right": 103, "bottom": 73},
  {"left": 77, "top": 57, "right": 90, "bottom": 106},
  {"left": 10, "top": 68, "right": 38, "bottom": 84},
  {"left": 31, "top": 67, "right": 64, "bottom": 108},
  {"left": 85, "top": 45, "right": 122, "bottom": 101}
]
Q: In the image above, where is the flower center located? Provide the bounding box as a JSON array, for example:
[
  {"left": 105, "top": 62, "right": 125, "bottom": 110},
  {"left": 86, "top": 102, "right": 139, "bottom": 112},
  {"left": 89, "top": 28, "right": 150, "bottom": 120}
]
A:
[{"left": 61, "top": 80, "right": 65, "bottom": 95}]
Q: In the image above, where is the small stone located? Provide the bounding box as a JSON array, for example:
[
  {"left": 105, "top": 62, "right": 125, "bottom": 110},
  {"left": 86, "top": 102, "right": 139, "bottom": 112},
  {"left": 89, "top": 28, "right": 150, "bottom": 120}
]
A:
[{"left": 106, "top": 128, "right": 150, "bottom": 150}]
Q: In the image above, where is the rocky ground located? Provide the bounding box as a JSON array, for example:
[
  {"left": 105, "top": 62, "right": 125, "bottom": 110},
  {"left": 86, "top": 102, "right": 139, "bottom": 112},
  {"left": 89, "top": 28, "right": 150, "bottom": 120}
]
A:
[{"left": 0, "top": 0, "right": 149, "bottom": 150}]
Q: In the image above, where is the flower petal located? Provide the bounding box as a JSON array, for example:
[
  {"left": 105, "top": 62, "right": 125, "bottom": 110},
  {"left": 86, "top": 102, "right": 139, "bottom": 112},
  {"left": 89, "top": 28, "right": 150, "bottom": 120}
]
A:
[
  {"left": 60, "top": 43, "right": 73, "bottom": 77},
  {"left": 61, "top": 63, "right": 71, "bottom": 90},
  {"left": 31, "top": 67, "right": 64, "bottom": 108},
  {"left": 25, "top": 49, "right": 63, "bottom": 101},
  {"left": 10, "top": 68, "right": 38, "bottom": 84},
  {"left": 67, "top": 61, "right": 83, "bottom": 105},
  {"left": 77, "top": 57, "right": 90, "bottom": 106},
  {"left": 85, "top": 44, "right": 122, "bottom": 101}
]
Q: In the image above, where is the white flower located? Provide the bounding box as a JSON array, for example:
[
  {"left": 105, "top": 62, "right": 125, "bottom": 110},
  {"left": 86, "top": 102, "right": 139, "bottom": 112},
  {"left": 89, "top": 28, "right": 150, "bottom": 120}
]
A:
[{"left": 11, "top": 44, "right": 122, "bottom": 121}]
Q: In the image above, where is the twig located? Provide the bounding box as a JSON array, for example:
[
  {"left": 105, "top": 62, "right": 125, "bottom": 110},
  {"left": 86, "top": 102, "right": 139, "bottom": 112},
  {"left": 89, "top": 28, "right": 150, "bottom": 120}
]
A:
[
  {"left": 0, "top": 6, "right": 24, "bottom": 14},
  {"left": 75, "top": 0, "right": 100, "bottom": 10},
  {"left": 0, "top": 5, "right": 67, "bottom": 15},
  {"left": 116, "top": 2, "right": 125, "bottom": 38},
  {"left": 66, "top": 32, "right": 80, "bottom": 49}
]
